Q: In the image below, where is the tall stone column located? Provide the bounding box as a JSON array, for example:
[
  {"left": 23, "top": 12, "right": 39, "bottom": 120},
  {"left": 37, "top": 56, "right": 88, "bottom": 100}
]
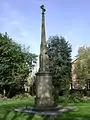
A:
[
  {"left": 35, "top": 5, "right": 54, "bottom": 109},
  {"left": 39, "top": 5, "right": 49, "bottom": 72}
]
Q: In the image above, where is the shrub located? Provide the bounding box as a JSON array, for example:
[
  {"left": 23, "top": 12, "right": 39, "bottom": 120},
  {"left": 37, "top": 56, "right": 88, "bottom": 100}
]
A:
[
  {"left": 58, "top": 96, "right": 66, "bottom": 103},
  {"left": 12, "top": 93, "right": 31, "bottom": 100},
  {"left": 68, "top": 92, "right": 84, "bottom": 103},
  {"left": 0, "top": 94, "right": 7, "bottom": 101}
]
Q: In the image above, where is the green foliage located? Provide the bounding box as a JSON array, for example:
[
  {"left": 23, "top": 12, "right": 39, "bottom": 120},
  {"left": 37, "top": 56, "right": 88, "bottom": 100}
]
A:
[
  {"left": 12, "top": 93, "right": 31, "bottom": 100},
  {"left": 47, "top": 35, "right": 72, "bottom": 103},
  {"left": 58, "top": 96, "right": 66, "bottom": 103},
  {"left": 57, "top": 92, "right": 86, "bottom": 103},
  {"left": 0, "top": 94, "right": 7, "bottom": 101},
  {"left": 75, "top": 46, "right": 90, "bottom": 89},
  {"left": 0, "top": 32, "right": 37, "bottom": 97},
  {"left": 68, "top": 92, "right": 84, "bottom": 103}
]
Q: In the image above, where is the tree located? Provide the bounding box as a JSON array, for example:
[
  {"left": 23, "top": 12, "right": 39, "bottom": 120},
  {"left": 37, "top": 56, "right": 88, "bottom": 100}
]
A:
[
  {"left": 0, "top": 33, "right": 37, "bottom": 97},
  {"left": 74, "top": 46, "right": 90, "bottom": 89},
  {"left": 47, "top": 36, "right": 72, "bottom": 103}
]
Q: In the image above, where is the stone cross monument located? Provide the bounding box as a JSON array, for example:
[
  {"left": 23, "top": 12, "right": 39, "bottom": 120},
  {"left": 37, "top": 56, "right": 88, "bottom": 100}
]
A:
[
  {"left": 14, "top": 5, "right": 75, "bottom": 116},
  {"left": 35, "top": 5, "right": 54, "bottom": 110}
]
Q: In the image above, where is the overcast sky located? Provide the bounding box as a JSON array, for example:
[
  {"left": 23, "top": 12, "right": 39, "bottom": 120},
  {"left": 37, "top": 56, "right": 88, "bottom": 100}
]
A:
[{"left": 0, "top": 0, "right": 90, "bottom": 60}]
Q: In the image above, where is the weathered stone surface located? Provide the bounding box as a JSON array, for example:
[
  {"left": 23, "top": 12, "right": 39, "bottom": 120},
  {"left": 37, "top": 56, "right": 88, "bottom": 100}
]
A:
[
  {"left": 35, "top": 72, "right": 54, "bottom": 108},
  {"left": 35, "top": 5, "right": 54, "bottom": 108},
  {"left": 39, "top": 5, "right": 49, "bottom": 72}
]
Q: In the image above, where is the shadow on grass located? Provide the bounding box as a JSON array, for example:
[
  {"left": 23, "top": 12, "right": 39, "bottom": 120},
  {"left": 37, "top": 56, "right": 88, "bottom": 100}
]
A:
[
  {"left": 26, "top": 114, "right": 35, "bottom": 120},
  {"left": 0, "top": 98, "right": 35, "bottom": 120},
  {"left": 53, "top": 111, "right": 90, "bottom": 120},
  {"left": 0, "top": 110, "right": 35, "bottom": 120},
  {"left": 40, "top": 111, "right": 90, "bottom": 120},
  {"left": 0, "top": 108, "right": 90, "bottom": 120}
]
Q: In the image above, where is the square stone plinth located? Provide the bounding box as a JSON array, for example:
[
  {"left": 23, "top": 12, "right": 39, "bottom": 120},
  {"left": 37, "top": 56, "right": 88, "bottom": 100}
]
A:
[{"left": 35, "top": 72, "right": 54, "bottom": 108}]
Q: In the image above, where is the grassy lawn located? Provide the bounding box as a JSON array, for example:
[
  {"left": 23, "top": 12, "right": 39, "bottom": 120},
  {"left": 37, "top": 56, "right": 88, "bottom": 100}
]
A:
[{"left": 0, "top": 98, "right": 90, "bottom": 120}]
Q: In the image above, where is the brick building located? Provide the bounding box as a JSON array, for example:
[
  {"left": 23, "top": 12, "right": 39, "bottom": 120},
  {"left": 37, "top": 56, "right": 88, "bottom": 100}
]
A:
[{"left": 71, "top": 58, "right": 90, "bottom": 90}]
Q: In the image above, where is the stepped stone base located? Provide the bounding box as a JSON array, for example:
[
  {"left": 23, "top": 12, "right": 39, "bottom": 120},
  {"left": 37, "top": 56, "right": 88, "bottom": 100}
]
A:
[{"left": 14, "top": 106, "right": 76, "bottom": 116}]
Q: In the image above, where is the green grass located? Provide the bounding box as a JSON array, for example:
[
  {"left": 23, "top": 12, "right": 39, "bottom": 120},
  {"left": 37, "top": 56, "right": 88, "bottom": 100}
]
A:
[{"left": 0, "top": 98, "right": 90, "bottom": 120}]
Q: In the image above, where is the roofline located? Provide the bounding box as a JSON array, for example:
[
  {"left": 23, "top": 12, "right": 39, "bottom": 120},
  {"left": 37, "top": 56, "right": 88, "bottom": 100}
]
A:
[{"left": 71, "top": 58, "right": 78, "bottom": 63}]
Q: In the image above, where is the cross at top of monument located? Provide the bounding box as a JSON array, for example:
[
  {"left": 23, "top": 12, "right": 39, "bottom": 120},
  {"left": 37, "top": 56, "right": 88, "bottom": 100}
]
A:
[
  {"left": 40, "top": 5, "right": 46, "bottom": 14},
  {"left": 39, "top": 4, "right": 49, "bottom": 72}
]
